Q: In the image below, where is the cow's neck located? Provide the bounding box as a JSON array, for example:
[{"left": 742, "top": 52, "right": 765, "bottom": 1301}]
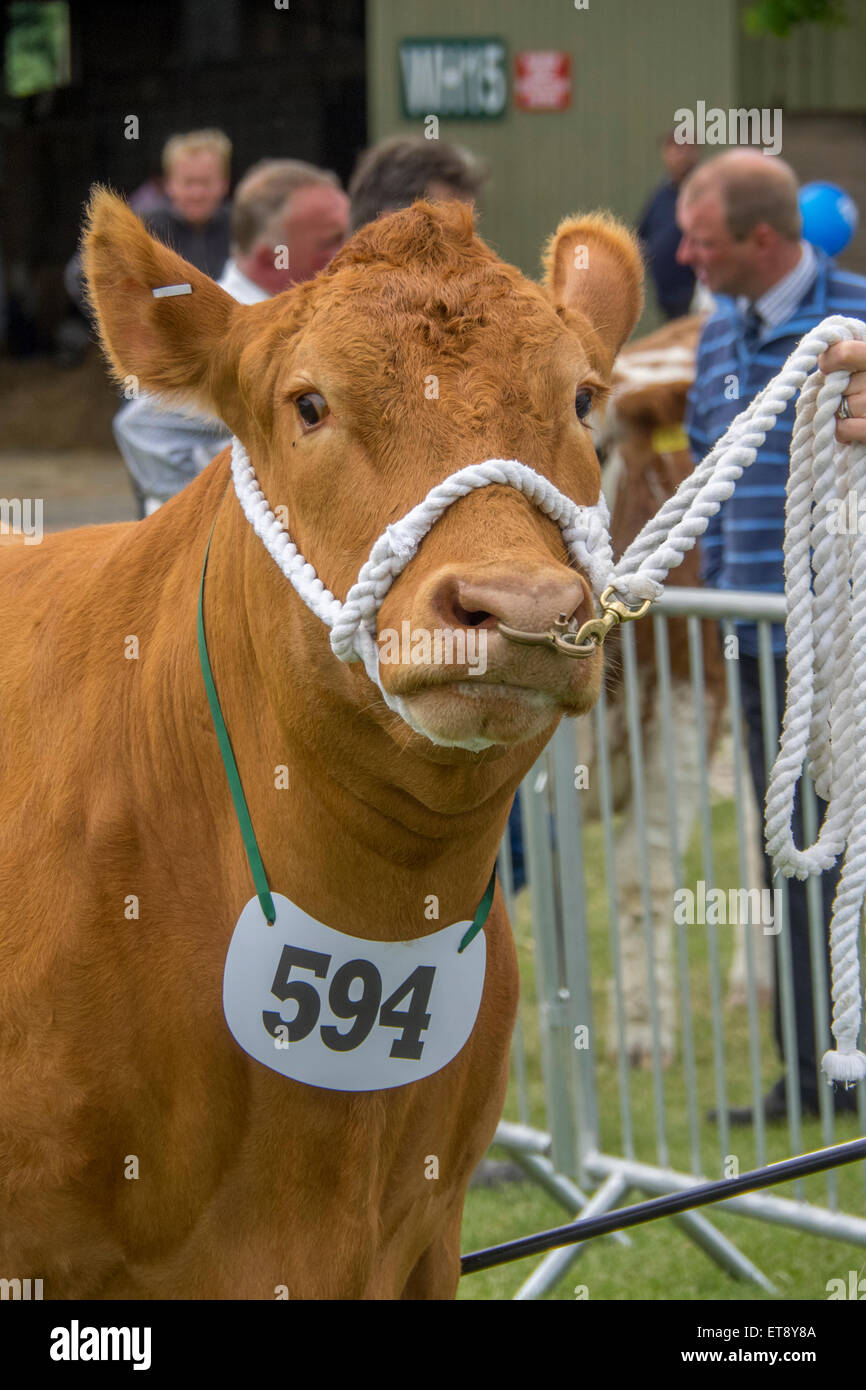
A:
[{"left": 160, "top": 464, "right": 550, "bottom": 939}]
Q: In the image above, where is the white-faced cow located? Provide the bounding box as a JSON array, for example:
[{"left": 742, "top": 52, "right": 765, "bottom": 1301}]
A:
[{"left": 0, "top": 192, "right": 642, "bottom": 1298}]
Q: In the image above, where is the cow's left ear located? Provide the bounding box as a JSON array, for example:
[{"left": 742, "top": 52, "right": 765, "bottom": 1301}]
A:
[
  {"left": 542, "top": 212, "right": 644, "bottom": 369},
  {"left": 82, "top": 186, "right": 240, "bottom": 418}
]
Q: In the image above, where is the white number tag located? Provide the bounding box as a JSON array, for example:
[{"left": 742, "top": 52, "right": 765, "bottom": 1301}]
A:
[{"left": 222, "top": 894, "right": 487, "bottom": 1091}]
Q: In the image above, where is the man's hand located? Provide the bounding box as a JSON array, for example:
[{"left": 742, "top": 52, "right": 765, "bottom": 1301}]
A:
[{"left": 818, "top": 341, "right": 866, "bottom": 444}]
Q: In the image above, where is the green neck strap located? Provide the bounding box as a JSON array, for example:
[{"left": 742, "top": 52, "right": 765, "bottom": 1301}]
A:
[
  {"left": 196, "top": 502, "right": 496, "bottom": 949},
  {"left": 458, "top": 870, "right": 496, "bottom": 953},
  {"left": 197, "top": 505, "right": 276, "bottom": 925}
]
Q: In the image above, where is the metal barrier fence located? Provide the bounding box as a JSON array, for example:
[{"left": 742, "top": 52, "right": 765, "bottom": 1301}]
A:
[{"left": 490, "top": 585, "right": 866, "bottom": 1300}]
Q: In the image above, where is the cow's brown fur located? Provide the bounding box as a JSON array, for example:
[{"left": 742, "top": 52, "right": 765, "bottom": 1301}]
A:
[{"left": 0, "top": 192, "right": 641, "bottom": 1298}]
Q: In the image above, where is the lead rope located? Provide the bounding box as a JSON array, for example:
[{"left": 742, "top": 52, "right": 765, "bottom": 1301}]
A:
[{"left": 603, "top": 313, "right": 866, "bottom": 1083}]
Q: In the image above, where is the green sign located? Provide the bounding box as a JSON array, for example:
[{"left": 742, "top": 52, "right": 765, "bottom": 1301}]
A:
[
  {"left": 5, "top": 1, "right": 70, "bottom": 99},
  {"left": 399, "top": 39, "right": 507, "bottom": 120}
]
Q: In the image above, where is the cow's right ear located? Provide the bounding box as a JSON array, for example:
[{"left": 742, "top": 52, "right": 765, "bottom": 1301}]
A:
[
  {"left": 82, "top": 186, "right": 238, "bottom": 417},
  {"left": 542, "top": 211, "right": 644, "bottom": 370}
]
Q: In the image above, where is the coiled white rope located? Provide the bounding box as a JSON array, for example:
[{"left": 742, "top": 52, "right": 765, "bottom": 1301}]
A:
[
  {"left": 608, "top": 313, "right": 866, "bottom": 1083},
  {"left": 229, "top": 312, "right": 866, "bottom": 1083}
]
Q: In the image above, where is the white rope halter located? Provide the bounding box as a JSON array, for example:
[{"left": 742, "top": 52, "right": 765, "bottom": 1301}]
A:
[
  {"left": 230, "top": 439, "right": 613, "bottom": 711},
  {"left": 229, "top": 312, "right": 866, "bottom": 1084}
]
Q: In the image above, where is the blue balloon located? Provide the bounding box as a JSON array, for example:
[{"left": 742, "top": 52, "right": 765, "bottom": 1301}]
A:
[{"left": 799, "top": 182, "right": 859, "bottom": 257}]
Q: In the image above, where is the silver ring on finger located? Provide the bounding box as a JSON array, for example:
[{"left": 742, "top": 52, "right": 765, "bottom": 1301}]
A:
[{"left": 837, "top": 396, "right": 852, "bottom": 421}]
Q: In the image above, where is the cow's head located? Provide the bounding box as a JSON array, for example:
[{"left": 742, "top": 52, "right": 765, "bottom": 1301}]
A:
[{"left": 83, "top": 191, "right": 641, "bottom": 761}]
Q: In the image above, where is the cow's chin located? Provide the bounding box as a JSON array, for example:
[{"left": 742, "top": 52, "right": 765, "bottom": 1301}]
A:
[{"left": 389, "top": 675, "right": 600, "bottom": 751}]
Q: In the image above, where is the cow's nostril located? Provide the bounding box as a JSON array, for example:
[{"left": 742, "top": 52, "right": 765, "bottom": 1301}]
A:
[{"left": 454, "top": 604, "right": 492, "bottom": 629}]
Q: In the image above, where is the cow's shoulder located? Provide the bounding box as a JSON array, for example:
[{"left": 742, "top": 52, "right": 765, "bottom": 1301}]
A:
[{"left": 0, "top": 520, "right": 134, "bottom": 597}]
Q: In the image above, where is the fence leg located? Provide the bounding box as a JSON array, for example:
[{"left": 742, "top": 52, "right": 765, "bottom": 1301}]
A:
[
  {"left": 670, "top": 1211, "right": 776, "bottom": 1292},
  {"left": 513, "top": 1173, "right": 630, "bottom": 1301},
  {"left": 493, "top": 1123, "right": 630, "bottom": 1247}
]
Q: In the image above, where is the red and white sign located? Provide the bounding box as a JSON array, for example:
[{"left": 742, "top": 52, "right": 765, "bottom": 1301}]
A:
[{"left": 514, "top": 52, "right": 571, "bottom": 111}]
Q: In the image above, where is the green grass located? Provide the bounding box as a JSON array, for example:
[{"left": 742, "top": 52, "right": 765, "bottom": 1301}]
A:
[{"left": 459, "top": 799, "right": 866, "bottom": 1300}]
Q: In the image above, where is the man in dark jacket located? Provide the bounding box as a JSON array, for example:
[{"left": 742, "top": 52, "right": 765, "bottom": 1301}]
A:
[{"left": 638, "top": 131, "right": 700, "bottom": 319}]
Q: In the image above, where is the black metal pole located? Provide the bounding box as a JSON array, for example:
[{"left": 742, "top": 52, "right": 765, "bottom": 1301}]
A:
[{"left": 461, "top": 1134, "right": 866, "bottom": 1276}]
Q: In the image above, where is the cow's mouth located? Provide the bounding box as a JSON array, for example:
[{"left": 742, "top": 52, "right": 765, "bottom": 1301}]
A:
[
  {"left": 385, "top": 664, "right": 601, "bottom": 750},
  {"left": 450, "top": 680, "right": 552, "bottom": 701}
]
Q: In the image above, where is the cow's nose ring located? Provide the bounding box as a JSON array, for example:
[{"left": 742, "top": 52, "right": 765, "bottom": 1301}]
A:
[{"left": 496, "top": 586, "right": 653, "bottom": 658}]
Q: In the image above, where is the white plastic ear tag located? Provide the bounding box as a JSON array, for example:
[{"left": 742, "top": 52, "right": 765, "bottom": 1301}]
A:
[{"left": 223, "top": 893, "right": 487, "bottom": 1091}]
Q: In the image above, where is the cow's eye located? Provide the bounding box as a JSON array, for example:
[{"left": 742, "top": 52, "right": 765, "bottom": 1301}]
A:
[
  {"left": 575, "top": 388, "right": 594, "bottom": 423},
  {"left": 295, "top": 392, "right": 329, "bottom": 428}
]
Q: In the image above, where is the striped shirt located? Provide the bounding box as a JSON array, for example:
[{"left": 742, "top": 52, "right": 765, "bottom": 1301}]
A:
[
  {"left": 685, "top": 248, "right": 866, "bottom": 656},
  {"left": 736, "top": 240, "right": 817, "bottom": 332}
]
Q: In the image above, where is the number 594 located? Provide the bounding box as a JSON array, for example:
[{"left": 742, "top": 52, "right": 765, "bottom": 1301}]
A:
[{"left": 262, "top": 944, "right": 435, "bottom": 1060}]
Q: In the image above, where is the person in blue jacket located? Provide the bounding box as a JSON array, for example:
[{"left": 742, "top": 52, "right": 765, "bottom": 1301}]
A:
[{"left": 678, "top": 149, "right": 866, "bottom": 1123}]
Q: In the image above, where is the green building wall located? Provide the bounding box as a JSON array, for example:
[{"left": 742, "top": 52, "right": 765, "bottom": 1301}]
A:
[
  {"left": 367, "top": 0, "right": 738, "bottom": 303},
  {"left": 736, "top": 0, "right": 866, "bottom": 110},
  {"left": 366, "top": 0, "right": 866, "bottom": 319}
]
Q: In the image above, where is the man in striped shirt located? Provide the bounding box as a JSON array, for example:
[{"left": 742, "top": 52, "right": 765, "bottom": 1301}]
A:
[{"left": 679, "top": 150, "right": 866, "bottom": 1124}]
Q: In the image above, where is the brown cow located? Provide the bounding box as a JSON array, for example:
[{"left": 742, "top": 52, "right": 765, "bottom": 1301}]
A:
[{"left": 0, "top": 191, "right": 641, "bottom": 1299}]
